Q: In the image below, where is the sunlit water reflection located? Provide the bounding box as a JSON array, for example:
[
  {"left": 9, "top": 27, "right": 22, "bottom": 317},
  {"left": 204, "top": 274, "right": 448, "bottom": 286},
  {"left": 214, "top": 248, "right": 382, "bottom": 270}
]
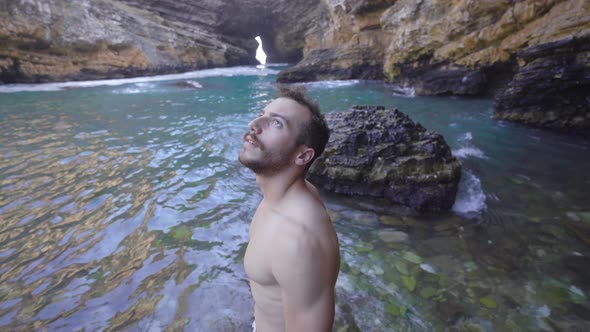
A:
[{"left": 1, "top": 66, "right": 589, "bottom": 331}]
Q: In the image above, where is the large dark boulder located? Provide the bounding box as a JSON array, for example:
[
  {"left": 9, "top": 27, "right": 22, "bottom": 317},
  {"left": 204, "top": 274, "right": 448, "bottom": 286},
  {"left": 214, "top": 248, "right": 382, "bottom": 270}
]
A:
[
  {"left": 307, "top": 105, "right": 462, "bottom": 212},
  {"left": 494, "top": 36, "right": 590, "bottom": 136}
]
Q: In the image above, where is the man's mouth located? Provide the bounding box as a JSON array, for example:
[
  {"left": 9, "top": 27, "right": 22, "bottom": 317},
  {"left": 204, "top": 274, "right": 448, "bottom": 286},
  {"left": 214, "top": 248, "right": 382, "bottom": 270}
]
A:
[{"left": 244, "top": 133, "right": 259, "bottom": 147}]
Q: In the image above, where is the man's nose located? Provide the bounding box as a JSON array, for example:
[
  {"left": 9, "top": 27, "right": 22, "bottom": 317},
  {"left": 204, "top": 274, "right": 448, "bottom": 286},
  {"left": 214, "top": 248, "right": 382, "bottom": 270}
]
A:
[{"left": 248, "top": 117, "right": 263, "bottom": 134}]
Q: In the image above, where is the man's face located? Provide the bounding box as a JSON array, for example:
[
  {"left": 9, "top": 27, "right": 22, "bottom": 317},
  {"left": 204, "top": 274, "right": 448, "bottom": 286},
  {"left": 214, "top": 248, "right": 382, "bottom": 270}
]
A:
[{"left": 239, "top": 97, "right": 310, "bottom": 175}]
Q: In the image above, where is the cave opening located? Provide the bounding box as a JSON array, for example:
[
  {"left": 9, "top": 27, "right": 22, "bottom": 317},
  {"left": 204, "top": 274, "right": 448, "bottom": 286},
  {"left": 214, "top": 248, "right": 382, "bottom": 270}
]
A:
[{"left": 255, "top": 36, "right": 267, "bottom": 65}]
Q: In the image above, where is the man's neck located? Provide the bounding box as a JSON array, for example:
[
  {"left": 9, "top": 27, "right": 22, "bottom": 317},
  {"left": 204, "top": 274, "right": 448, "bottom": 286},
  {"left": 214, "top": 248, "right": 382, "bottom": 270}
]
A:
[{"left": 256, "top": 171, "right": 305, "bottom": 204}]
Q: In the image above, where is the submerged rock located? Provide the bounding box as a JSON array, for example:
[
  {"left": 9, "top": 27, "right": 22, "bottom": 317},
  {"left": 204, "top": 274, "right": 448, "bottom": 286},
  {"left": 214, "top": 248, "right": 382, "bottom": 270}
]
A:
[
  {"left": 494, "top": 36, "right": 590, "bottom": 135},
  {"left": 307, "top": 105, "right": 461, "bottom": 212},
  {"left": 377, "top": 230, "right": 409, "bottom": 243},
  {"left": 174, "top": 80, "right": 203, "bottom": 89}
]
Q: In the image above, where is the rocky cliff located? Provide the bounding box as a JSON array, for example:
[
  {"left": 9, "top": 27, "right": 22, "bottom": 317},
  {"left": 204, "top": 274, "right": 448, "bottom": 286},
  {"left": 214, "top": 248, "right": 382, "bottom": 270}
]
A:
[
  {"left": 277, "top": 0, "right": 589, "bottom": 134},
  {"left": 2, "top": 0, "right": 588, "bottom": 133},
  {"left": 0, "top": 0, "right": 317, "bottom": 83},
  {"left": 493, "top": 36, "right": 590, "bottom": 135},
  {"left": 280, "top": 0, "right": 589, "bottom": 94}
]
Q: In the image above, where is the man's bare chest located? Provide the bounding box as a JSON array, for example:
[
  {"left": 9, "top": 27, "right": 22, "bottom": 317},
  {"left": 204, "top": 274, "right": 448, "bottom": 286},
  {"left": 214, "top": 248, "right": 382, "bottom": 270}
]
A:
[{"left": 244, "top": 215, "right": 277, "bottom": 286}]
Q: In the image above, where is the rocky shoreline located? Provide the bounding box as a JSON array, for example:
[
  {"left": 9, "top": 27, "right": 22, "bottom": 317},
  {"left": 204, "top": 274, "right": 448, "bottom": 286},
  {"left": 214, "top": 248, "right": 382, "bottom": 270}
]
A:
[
  {"left": 493, "top": 36, "right": 590, "bottom": 135},
  {"left": 0, "top": 0, "right": 315, "bottom": 83},
  {"left": 284, "top": 0, "right": 590, "bottom": 135},
  {"left": 1, "top": 0, "right": 588, "bottom": 134}
]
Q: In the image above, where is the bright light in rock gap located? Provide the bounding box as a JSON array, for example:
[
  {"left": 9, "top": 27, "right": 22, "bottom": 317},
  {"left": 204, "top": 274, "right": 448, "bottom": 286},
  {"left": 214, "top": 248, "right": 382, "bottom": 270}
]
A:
[{"left": 255, "top": 36, "right": 267, "bottom": 65}]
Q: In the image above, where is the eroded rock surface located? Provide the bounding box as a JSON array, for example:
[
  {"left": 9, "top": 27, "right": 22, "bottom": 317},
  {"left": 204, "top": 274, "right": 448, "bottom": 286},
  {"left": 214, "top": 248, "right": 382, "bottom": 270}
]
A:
[
  {"left": 0, "top": 0, "right": 318, "bottom": 83},
  {"left": 278, "top": 0, "right": 590, "bottom": 133},
  {"left": 2, "top": 0, "right": 588, "bottom": 134},
  {"left": 280, "top": 0, "right": 589, "bottom": 97},
  {"left": 307, "top": 105, "right": 462, "bottom": 212},
  {"left": 494, "top": 36, "right": 590, "bottom": 135}
]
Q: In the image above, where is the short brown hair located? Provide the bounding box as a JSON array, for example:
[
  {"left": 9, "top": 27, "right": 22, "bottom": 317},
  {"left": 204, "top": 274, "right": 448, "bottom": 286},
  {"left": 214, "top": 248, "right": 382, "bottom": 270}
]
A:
[{"left": 278, "top": 86, "right": 330, "bottom": 170}]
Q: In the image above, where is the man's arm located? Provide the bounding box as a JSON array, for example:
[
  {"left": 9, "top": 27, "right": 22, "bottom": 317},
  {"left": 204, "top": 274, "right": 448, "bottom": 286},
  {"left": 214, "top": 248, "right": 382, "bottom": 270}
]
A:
[{"left": 271, "top": 227, "right": 335, "bottom": 332}]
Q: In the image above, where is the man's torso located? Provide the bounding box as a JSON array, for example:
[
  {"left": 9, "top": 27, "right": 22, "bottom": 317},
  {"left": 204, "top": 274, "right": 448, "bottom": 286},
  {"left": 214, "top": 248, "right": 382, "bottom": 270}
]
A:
[{"left": 244, "top": 183, "right": 339, "bottom": 331}]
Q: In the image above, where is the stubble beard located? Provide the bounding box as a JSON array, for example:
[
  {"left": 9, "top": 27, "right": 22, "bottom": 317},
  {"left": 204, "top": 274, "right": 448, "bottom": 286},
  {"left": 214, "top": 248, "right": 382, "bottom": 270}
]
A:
[{"left": 239, "top": 134, "right": 293, "bottom": 176}]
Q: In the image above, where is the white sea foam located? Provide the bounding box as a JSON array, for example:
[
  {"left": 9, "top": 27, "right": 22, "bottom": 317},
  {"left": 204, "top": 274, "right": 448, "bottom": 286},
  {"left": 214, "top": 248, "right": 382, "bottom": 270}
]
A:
[
  {"left": 452, "top": 170, "right": 486, "bottom": 216},
  {"left": 458, "top": 132, "right": 473, "bottom": 141},
  {"left": 294, "top": 80, "right": 361, "bottom": 89},
  {"left": 185, "top": 80, "right": 203, "bottom": 89},
  {"left": 390, "top": 84, "right": 416, "bottom": 97},
  {"left": 264, "top": 63, "right": 290, "bottom": 67},
  {"left": 112, "top": 82, "right": 157, "bottom": 94},
  {"left": 452, "top": 147, "right": 486, "bottom": 159},
  {"left": 0, "top": 66, "right": 278, "bottom": 93},
  {"left": 452, "top": 132, "right": 487, "bottom": 159}
]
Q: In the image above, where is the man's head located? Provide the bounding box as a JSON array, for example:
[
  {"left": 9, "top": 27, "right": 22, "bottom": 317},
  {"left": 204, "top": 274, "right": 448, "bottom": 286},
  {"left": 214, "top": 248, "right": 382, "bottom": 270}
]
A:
[
  {"left": 239, "top": 86, "right": 330, "bottom": 175},
  {"left": 278, "top": 86, "right": 330, "bottom": 169}
]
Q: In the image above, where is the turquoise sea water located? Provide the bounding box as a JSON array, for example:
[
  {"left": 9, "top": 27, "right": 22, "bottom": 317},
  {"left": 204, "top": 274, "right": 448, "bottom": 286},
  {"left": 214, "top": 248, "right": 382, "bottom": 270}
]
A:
[{"left": 1, "top": 65, "right": 589, "bottom": 331}]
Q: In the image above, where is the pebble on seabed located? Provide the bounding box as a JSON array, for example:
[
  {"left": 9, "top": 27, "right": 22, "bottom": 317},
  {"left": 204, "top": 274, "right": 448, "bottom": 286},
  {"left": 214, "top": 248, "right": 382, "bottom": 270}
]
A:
[{"left": 378, "top": 230, "right": 409, "bottom": 243}]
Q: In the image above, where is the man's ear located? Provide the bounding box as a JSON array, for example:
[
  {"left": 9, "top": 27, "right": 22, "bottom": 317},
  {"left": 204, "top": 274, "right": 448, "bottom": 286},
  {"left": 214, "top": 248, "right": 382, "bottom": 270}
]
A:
[{"left": 295, "top": 147, "right": 315, "bottom": 166}]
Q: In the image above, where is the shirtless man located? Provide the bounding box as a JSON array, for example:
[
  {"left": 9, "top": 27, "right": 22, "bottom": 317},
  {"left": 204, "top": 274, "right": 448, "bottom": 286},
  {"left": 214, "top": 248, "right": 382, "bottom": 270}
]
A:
[{"left": 239, "top": 87, "right": 340, "bottom": 331}]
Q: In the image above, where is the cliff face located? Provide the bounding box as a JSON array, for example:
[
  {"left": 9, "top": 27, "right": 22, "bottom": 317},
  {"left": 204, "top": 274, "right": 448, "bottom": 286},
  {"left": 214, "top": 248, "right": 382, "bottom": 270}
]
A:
[
  {"left": 380, "top": 0, "right": 589, "bottom": 96},
  {"left": 0, "top": 0, "right": 318, "bottom": 83},
  {"left": 2, "top": 0, "right": 587, "bottom": 133},
  {"left": 494, "top": 36, "right": 590, "bottom": 135},
  {"left": 280, "top": 0, "right": 588, "bottom": 92},
  {"left": 277, "top": 0, "right": 393, "bottom": 82},
  {"left": 277, "top": 0, "right": 589, "bottom": 133},
  {"left": 0, "top": 0, "right": 230, "bottom": 82}
]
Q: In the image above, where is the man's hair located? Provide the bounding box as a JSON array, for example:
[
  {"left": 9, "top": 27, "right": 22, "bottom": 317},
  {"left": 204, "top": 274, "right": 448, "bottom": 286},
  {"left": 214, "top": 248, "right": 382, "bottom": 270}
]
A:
[{"left": 278, "top": 86, "right": 330, "bottom": 170}]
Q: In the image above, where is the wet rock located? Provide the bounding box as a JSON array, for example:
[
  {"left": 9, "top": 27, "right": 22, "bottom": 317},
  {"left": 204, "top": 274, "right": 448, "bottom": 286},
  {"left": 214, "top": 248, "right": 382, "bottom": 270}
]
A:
[
  {"left": 377, "top": 230, "right": 409, "bottom": 243},
  {"left": 566, "top": 302, "right": 590, "bottom": 322},
  {"left": 447, "top": 321, "right": 486, "bottom": 332},
  {"left": 378, "top": 215, "right": 407, "bottom": 227},
  {"left": 307, "top": 105, "right": 462, "bottom": 212},
  {"left": 494, "top": 36, "right": 590, "bottom": 135},
  {"left": 478, "top": 297, "right": 497, "bottom": 309},
  {"left": 393, "top": 60, "right": 487, "bottom": 96},
  {"left": 563, "top": 220, "right": 590, "bottom": 247},
  {"left": 434, "top": 298, "right": 464, "bottom": 324},
  {"left": 563, "top": 254, "right": 590, "bottom": 289},
  {"left": 343, "top": 210, "right": 380, "bottom": 227},
  {"left": 276, "top": 48, "right": 384, "bottom": 83},
  {"left": 174, "top": 81, "right": 203, "bottom": 89}
]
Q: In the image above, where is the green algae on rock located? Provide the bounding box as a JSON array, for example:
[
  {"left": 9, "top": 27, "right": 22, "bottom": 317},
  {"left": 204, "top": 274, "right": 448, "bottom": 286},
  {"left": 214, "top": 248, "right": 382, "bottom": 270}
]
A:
[{"left": 307, "top": 105, "right": 462, "bottom": 212}]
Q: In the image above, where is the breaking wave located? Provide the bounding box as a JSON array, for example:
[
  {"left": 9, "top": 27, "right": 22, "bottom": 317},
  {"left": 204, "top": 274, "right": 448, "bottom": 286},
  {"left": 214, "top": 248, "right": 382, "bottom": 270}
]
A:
[
  {"left": 452, "top": 132, "right": 487, "bottom": 159},
  {"left": 294, "top": 80, "right": 362, "bottom": 89},
  {"left": 0, "top": 66, "right": 278, "bottom": 93},
  {"left": 390, "top": 84, "right": 416, "bottom": 97},
  {"left": 452, "top": 170, "right": 487, "bottom": 216}
]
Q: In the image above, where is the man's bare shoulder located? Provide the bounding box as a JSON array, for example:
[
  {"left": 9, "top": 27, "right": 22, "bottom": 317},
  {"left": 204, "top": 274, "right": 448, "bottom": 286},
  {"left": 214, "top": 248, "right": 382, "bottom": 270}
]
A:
[
  {"left": 274, "top": 220, "right": 320, "bottom": 260},
  {"left": 305, "top": 179, "right": 322, "bottom": 201},
  {"left": 277, "top": 183, "right": 329, "bottom": 224},
  {"left": 266, "top": 204, "right": 329, "bottom": 259},
  {"left": 267, "top": 201, "right": 337, "bottom": 266}
]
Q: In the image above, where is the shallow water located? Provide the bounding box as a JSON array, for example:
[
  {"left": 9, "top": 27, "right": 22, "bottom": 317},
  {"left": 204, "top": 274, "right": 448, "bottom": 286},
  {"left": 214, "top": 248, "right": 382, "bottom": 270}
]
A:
[{"left": 1, "top": 66, "right": 589, "bottom": 331}]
